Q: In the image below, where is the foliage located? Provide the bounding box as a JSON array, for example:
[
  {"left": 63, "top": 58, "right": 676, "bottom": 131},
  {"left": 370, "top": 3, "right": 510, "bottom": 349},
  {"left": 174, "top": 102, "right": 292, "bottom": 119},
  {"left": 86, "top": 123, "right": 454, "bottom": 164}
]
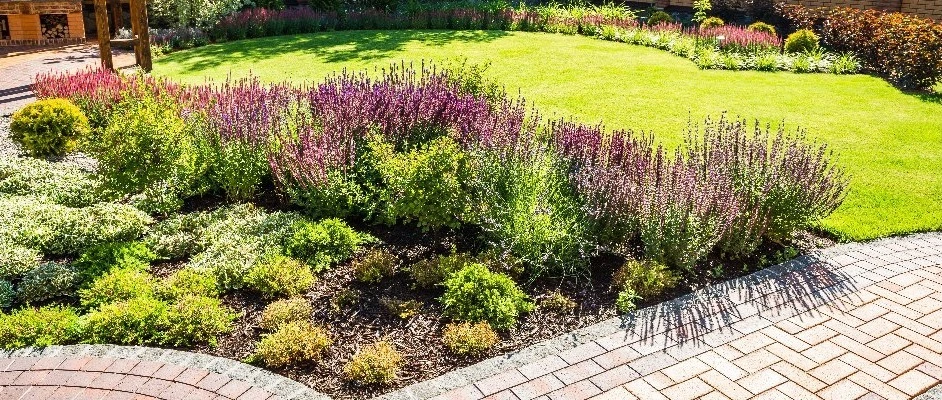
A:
[
  {"left": 780, "top": 4, "right": 942, "bottom": 90},
  {"left": 693, "top": 0, "right": 713, "bottom": 24},
  {"left": 442, "top": 321, "right": 498, "bottom": 355},
  {"left": 79, "top": 268, "right": 157, "bottom": 309},
  {"left": 344, "top": 341, "right": 403, "bottom": 385},
  {"left": 9, "top": 99, "right": 89, "bottom": 158},
  {"left": 259, "top": 297, "right": 313, "bottom": 331},
  {"left": 148, "top": 0, "right": 251, "bottom": 28},
  {"left": 700, "top": 16, "right": 724, "bottom": 29},
  {"left": 440, "top": 263, "right": 532, "bottom": 330},
  {"left": 784, "top": 29, "right": 819, "bottom": 54},
  {"left": 353, "top": 250, "right": 398, "bottom": 283},
  {"left": 73, "top": 242, "right": 155, "bottom": 286},
  {"left": 747, "top": 21, "right": 776, "bottom": 35},
  {"left": 615, "top": 288, "right": 640, "bottom": 313},
  {"left": 368, "top": 135, "right": 475, "bottom": 230},
  {"left": 159, "top": 268, "right": 220, "bottom": 300},
  {"left": 0, "top": 306, "right": 82, "bottom": 349},
  {"left": 255, "top": 321, "right": 332, "bottom": 367},
  {"left": 82, "top": 296, "right": 169, "bottom": 345},
  {"left": 611, "top": 260, "right": 680, "bottom": 300},
  {"left": 0, "top": 281, "right": 14, "bottom": 309},
  {"left": 0, "top": 244, "right": 39, "bottom": 281},
  {"left": 539, "top": 291, "right": 577, "bottom": 313},
  {"left": 380, "top": 298, "right": 422, "bottom": 319},
  {"left": 0, "top": 157, "right": 101, "bottom": 207},
  {"left": 163, "top": 295, "right": 236, "bottom": 347},
  {"left": 16, "top": 263, "right": 79, "bottom": 304},
  {"left": 284, "top": 218, "right": 366, "bottom": 272},
  {"left": 244, "top": 255, "right": 316, "bottom": 298},
  {"left": 409, "top": 253, "right": 475, "bottom": 288},
  {"left": 0, "top": 196, "right": 151, "bottom": 256},
  {"left": 647, "top": 11, "right": 674, "bottom": 26}
]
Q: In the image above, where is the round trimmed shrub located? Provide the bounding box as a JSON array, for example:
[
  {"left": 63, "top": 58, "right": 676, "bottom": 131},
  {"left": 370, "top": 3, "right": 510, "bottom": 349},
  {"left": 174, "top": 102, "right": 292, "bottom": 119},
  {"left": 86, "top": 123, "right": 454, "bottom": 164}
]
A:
[
  {"left": 244, "top": 255, "right": 315, "bottom": 298},
  {"left": 0, "top": 280, "right": 14, "bottom": 309},
  {"left": 159, "top": 268, "right": 220, "bottom": 300},
  {"left": 784, "top": 29, "right": 819, "bottom": 54},
  {"left": 647, "top": 11, "right": 674, "bottom": 26},
  {"left": 10, "top": 99, "right": 89, "bottom": 158},
  {"left": 700, "top": 16, "right": 724, "bottom": 29},
  {"left": 285, "top": 219, "right": 364, "bottom": 273},
  {"left": 79, "top": 268, "right": 157, "bottom": 309},
  {"left": 164, "top": 295, "right": 236, "bottom": 347},
  {"left": 344, "top": 341, "right": 403, "bottom": 385},
  {"left": 254, "top": 321, "right": 332, "bottom": 367},
  {"left": 442, "top": 322, "right": 499, "bottom": 355},
  {"left": 440, "top": 263, "right": 533, "bottom": 330},
  {"left": 747, "top": 21, "right": 777, "bottom": 36},
  {"left": 259, "top": 297, "right": 313, "bottom": 331},
  {"left": 0, "top": 305, "right": 82, "bottom": 349},
  {"left": 82, "top": 296, "right": 169, "bottom": 345}
]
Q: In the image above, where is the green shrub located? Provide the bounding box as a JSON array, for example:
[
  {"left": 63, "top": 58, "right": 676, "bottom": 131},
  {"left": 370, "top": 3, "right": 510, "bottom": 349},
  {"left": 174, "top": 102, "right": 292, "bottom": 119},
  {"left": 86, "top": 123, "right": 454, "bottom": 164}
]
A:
[
  {"left": 0, "top": 157, "right": 101, "bottom": 207},
  {"left": 284, "top": 218, "right": 365, "bottom": 272},
  {"left": 754, "top": 52, "right": 781, "bottom": 71},
  {"left": 144, "top": 211, "right": 215, "bottom": 259},
  {"left": 829, "top": 52, "right": 861, "bottom": 74},
  {"left": 259, "top": 297, "right": 313, "bottom": 331},
  {"left": 16, "top": 263, "right": 79, "bottom": 304},
  {"left": 159, "top": 268, "right": 220, "bottom": 300},
  {"left": 193, "top": 235, "right": 269, "bottom": 291},
  {"left": 0, "top": 196, "right": 152, "bottom": 255},
  {"left": 410, "top": 253, "right": 475, "bottom": 288},
  {"left": 615, "top": 288, "right": 640, "bottom": 313},
  {"left": 440, "top": 263, "right": 533, "bottom": 330},
  {"left": 164, "top": 295, "right": 236, "bottom": 347},
  {"left": 784, "top": 29, "right": 819, "bottom": 54},
  {"left": 369, "top": 136, "right": 475, "bottom": 230},
  {"left": 0, "top": 306, "right": 82, "bottom": 349},
  {"left": 646, "top": 11, "right": 673, "bottom": 26},
  {"left": 611, "top": 260, "right": 680, "bottom": 300},
  {"left": 82, "top": 296, "right": 168, "bottom": 345},
  {"left": 344, "top": 341, "right": 403, "bottom": 385},
  {"left": 380, "top": 298, "right": 423, "bottom": 319},
  {"left": 331, "top": 288, "right": 360, "bottom": 313},
  {"left": 73, "top": 241, "right": 155, "bottom": 286},
  {"left": 285, "top": 171, "right": 365, "bottom": 220},
  {"left": 353, "top": 250, "right": 398, "bottom": 283},
  {"left": 79, "top": 268, "right": 157, "bottom": 309},
  {"left": 244, "top": 255, "right": 315, "bottom": 298},
  {"left": 10, "top": 99, "right": 89, "bottom": 157},
  {"left": 442, "top": 322, "right": 499, "bottom": 355},
  {"left": 206, "top": 139, "right": 270, "bottom": 201},
  {"left": 747, "top": 21, "right": 776, "bottom": 35},
  {"left": 255, "top": 321, "right": 332, "bottom": 367},
  {"left": 92, "top": 95, "right": 209, "bottom": 214},
  {"left": 0, "top": 243, "right": 39, "bottom": 280},
  {"left": 0, "top": 281, "right": 14, "bottom": 309},
  {"left": 540, "top": 291, "right": 577, "bottom": 313},
  {"left": 700, "top": 16, "right": 724, "bottom": 29}
]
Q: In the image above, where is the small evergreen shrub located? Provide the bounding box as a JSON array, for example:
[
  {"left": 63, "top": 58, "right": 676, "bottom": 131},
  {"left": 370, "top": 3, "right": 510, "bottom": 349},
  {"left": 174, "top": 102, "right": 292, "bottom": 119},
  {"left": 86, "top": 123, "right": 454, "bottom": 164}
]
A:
[
  {"left": 259, "top": 297, "right": 313, "bottom": 331},
  {"left": 409, "top": 253, "right": 474, "bottom": 288},
  {"left": 16, "top": 263, "right": 79, "bottom": 304},
  {"left": 164, "top": 295, "right": 236, "bottom": 347},
  {"left": 747, "top": 21, "right": 776, "bottom": 35},
  {"left": 0, "top": 306, "right": 82, "bottom": 349},
  {"left": 442, "top": 322, "right": 499, "bottom": 355},
  {"left": 700, "top": 17, "right": 724, "bottom": 29},
  {"left": 255, "top": 321, "right": 332, "bottom": 367},
  {"left": 285, "top": 218, "right": 365, "bottom": 272},
  {"left": 540, "top": 291, "right": 577, "bottom": 313},
  {"left": 82, "top": 296, "right": 169, "bottom": 345},
  {"left": 0, "top": 244, "right": 39, "bottom": 280},
  {"left": 344, "top": 341, "right": 403, "bottom": 385},
  {"left": 380, "top": 298, "right": 423, "bottom": 319},
  {"left": 244, "top": 256, "right": 315, "bottom": 298},
  {"left": 615, "top": 288, "right": 640, "bottom": 313},
  {"left": 143, "top": 210, "right": 215, "bottom": 259},
  {"left": 611, "top": 260, "right": 680, "bottom": 300},
  {"left": 353, "top": 250, "right": 398, "bottom": 283},
  {"left": 784, "top": 29, "right": 819, "bottom": 54},
  {"left": 159, "top": 268, "right": 220, "bottom": 300},
  {"left": 79, "top": 268, "right": 157, "bottom": 309},
  {"left": 73, "top": 241, "right": 155, "bottom": 286},
  {"left": 9, "top": 99, "right": 89, "bottom": 157},
  {"left": 0, "top": 281, "right": 14, "bottom": 309},
  {"left": 646, "top": 11, "right": 673, "bottom": 26},
  {"left": 331, "top": 289, "right": 360, "bottom": 313},
  {"left": 440, "top": 263, "right": 533, "bottom": 330}
]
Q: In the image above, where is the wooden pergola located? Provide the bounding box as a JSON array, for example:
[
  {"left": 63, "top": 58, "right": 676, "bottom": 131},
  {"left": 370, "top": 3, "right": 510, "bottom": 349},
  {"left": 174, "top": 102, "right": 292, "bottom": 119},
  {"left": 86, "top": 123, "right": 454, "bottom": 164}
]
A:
[{"left": 92, "top": 0, "right": 150, "bottom": 71}]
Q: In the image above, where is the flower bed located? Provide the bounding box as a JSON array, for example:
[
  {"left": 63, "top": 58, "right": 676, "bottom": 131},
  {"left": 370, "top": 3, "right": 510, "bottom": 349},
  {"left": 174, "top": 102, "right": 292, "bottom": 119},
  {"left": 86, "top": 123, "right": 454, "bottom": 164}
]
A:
[{"left": 0, "top": 64, "right": 847, "bottom": 398}]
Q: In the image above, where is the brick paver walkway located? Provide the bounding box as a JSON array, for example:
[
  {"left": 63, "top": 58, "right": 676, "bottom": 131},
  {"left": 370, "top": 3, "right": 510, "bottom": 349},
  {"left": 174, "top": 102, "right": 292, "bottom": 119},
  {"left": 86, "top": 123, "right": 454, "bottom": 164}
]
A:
[
  {"left": 378, "top": 232, "right": 942, "bottom": 400},
  {"left": 0, "top": 44, "right": 135, "bottom": 116}
]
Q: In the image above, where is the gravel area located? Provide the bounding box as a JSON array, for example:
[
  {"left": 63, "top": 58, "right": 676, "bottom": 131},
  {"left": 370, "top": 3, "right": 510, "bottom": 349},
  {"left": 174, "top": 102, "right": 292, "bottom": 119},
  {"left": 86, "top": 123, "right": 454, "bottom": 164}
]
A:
[{"left": 0, "top": 115, "right": 98, "bottom": 171}]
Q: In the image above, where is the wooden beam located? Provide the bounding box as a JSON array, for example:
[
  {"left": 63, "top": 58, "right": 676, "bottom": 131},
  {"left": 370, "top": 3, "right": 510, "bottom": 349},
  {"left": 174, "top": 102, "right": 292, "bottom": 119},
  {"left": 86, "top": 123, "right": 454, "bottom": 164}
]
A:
[
  {"left": 129, "top": 0, "right": 150, "bottom": 71},
  {"left": 93, "top": 0, "right": 113, "bottom": 70}
]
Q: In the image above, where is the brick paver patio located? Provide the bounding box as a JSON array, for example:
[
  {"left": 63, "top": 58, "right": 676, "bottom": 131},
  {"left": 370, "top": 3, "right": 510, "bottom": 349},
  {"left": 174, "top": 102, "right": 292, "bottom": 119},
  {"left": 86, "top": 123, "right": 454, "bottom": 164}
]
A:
[{"left": 0, "top": 233, "right": 939, "bottom": 399}]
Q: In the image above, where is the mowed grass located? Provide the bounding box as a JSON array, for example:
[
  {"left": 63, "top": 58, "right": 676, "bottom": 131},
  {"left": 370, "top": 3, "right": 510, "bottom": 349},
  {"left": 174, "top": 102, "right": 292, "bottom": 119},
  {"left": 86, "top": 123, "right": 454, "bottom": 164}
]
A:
[{"left": 154, "top": 30, "right": 942, "bottom": 241}]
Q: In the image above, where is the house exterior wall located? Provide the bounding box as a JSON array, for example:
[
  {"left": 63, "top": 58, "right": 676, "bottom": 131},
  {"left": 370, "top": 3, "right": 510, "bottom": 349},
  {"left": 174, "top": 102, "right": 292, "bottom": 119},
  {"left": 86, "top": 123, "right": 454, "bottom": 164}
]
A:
[{"left": 0, "top": 1, "right": 85, "bottom": 46}]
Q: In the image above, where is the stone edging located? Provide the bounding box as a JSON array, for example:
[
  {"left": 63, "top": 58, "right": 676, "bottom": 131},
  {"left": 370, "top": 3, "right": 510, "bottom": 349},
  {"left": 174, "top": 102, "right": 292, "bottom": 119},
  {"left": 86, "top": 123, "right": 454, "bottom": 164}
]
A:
[
  {"left": 374, "top": 232, "right": 942, "bottom": 400},
  {"left": 0, "top": 344, "right": 330, "bottom": 400}
]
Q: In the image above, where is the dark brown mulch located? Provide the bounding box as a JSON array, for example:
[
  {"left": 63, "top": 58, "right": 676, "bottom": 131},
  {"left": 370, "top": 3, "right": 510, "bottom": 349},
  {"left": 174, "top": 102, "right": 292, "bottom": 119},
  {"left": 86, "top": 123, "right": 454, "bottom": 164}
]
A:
[{"left": 181, "top": 220, "right": 834, "bottom": 400}]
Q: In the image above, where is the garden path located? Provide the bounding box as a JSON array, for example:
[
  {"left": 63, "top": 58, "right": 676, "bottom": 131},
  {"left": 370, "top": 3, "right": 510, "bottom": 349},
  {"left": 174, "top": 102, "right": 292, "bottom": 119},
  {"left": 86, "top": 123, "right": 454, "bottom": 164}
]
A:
[
  {"left": 0, "top": 44, "right": 135, "bottom": 116},
  {"left": 1, "top": 233, "right": 940, "bottom": 400},
  {"left": 377, "top": 232, "right": 942, "bottom": 400}
]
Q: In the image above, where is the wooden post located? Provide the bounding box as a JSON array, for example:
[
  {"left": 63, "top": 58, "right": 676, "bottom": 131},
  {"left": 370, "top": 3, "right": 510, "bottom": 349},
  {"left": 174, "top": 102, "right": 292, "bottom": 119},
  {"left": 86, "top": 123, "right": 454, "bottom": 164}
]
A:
[
  {"left": 109, "top": 0, "right": 122, "bottom": 35},
  {"left": 94, "top": 0, "right": 113, "bottom": 70},
  {"left": 129, "top": 0, "right": 151, "bottom": 71}
]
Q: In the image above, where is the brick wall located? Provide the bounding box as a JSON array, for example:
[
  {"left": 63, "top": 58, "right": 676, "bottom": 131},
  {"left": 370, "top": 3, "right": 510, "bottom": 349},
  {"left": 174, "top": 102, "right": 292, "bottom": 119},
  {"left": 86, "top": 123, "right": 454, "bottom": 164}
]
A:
[{"left": 0, "top": 10, "right": 84, "bottom": 43}]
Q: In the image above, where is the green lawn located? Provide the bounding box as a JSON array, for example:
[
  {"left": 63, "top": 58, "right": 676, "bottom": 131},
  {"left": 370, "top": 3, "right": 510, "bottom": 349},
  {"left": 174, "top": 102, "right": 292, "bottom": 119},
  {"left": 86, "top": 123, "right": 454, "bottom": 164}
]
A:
[{"left": 154, "top": 30, "right": 942, "bottom": 242}]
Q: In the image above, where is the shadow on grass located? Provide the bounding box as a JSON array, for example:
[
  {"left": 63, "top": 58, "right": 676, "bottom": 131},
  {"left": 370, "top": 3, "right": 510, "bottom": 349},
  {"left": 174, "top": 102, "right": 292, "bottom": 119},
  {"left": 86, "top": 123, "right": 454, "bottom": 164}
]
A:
[
  {"left": 161, "top": 29, "right": 508, "bottom": 75},
  {"left": 612, "top": 253, "right": 859, "bottom": 348}
]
